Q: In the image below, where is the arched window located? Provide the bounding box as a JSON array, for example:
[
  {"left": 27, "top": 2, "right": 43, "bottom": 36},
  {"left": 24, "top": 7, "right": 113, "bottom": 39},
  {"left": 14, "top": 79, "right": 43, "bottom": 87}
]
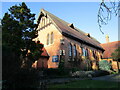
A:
[
  {"left": 93, "top": 50, "right": 96, "bottom": 59},
  {"left": 68, "top": 43, "right": 72, "bottom": 57},
  {"left": 51, "top": 32, "right": 54, "bottom": 44},
  {"left": 85, "top": 49, "right": 88, "bottom": 57},
  {"left": 47, "top": 34, "right": 49, "bottom": 45},
  {"left": 82, "top": 48, "right": 86, "bottom": 56},
  {"left": 73, "top": 45, "right": 77, "bottom": 57}
]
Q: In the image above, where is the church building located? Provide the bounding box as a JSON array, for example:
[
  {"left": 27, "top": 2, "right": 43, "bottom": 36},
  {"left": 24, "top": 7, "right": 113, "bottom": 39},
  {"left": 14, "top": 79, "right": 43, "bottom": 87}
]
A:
[{"left": 33, "top": 9, "right": 104, "bottom": 70}]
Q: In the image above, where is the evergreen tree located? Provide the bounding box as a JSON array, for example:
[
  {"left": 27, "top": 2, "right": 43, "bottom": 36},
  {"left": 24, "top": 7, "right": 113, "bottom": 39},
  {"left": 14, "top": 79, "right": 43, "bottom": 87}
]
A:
[
  {"left": 2, "top": 2, "right": 43, "bottom": 69},
  {"left": 2, "top": 3, "right": 43, "bottom": 88},
  {"left": 111, "top": 47, "right": 120, "bottom": 60}
]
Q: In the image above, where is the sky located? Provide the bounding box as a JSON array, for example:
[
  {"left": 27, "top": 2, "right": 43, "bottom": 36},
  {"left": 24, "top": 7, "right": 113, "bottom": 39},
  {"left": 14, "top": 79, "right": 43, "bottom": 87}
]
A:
[{"left": 1, "top": 1, "right": 118, "bottom": 43}]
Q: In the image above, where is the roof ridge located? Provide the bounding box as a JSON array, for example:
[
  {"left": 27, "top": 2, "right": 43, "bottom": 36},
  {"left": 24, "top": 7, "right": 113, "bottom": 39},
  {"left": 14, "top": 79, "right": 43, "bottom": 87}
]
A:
[
  {"left": 42, "top": 9, "right": 92, "bottom": 36},
  {"left": 101, "top": 41, "right": 120, "bottom": 44},
  {"left": 37, "top": 9, "right": 104, "bottom": 50},
  {"left": 42, "top": 9, "right": 70, "bottom": 25}
]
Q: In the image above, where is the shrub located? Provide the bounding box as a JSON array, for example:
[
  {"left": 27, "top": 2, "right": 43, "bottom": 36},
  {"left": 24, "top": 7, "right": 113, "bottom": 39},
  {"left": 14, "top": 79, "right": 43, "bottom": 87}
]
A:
[
  {"left": 99, "top": 60, "right": 111, "bottom": 71},
  {"left": 70, "top": 70, "right": 110, "bottom": 78},
  {"left": 71, "top": 71, "right": 88, "bottom": 78}
]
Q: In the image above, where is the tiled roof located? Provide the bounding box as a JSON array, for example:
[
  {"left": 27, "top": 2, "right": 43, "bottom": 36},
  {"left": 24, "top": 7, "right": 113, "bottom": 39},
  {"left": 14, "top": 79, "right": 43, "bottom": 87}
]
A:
[
  {"left": 38, "top": 42, "right": 49, "bottom": 57},
  {"left": 37, "top": 9, "right": 104, "bottom": 51},
  {"left": 41, "top": 47, "right": 49, "bottom": 57},
  {"left": 100, "top": 41, "right": 120, "bottom": 58}
]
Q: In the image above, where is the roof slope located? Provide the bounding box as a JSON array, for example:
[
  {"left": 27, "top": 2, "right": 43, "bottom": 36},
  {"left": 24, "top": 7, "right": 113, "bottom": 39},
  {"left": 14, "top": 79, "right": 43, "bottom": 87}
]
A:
[
  {"left": 37, "top": 9, "right": 104, "bottom": 51},
  {"left": 100, "top": 41, "right": 120, "bottom": 58},
  {"left": 41, "top": 47, "right": 49, "bottom": 57},
  {"left": 38, "top": 42, "right": 49, "bottom": 57}
]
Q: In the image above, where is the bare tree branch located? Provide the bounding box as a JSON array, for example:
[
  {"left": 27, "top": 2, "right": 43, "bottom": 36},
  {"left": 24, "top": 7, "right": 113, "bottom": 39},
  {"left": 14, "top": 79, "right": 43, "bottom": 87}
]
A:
[{"left": 98, "top": 0, "right": 120, "bottom": 34}]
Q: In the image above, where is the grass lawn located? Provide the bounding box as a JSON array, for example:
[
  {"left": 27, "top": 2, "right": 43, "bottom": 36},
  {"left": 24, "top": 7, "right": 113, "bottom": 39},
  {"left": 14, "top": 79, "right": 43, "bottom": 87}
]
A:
[{"left": 48, "top": 80, "right": 120, "bottom": 88}]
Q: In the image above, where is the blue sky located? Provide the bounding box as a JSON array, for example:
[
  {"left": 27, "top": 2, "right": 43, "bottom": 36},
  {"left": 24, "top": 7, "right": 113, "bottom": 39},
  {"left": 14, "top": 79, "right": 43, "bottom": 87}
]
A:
[{"left": 1, "top": 2, "right": 118, "bottom": 43}]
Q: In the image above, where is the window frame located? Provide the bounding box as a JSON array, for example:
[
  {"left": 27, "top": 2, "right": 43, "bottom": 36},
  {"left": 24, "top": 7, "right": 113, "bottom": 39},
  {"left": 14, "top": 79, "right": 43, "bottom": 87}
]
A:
[
  {"left": 82, "top": 48, "right": 86, "bottom": 56},
  {"left": 73, "top": 45, "right": 77, "bottom": 57},
  {"left": 47, "top": 34, "right": 49, "bottom": 45},
  {"left": 51, "top": 32, "right": 54, "bottom": 44},
  {"left": 68, "top": 43, "right": 72, "bottom": 57}
]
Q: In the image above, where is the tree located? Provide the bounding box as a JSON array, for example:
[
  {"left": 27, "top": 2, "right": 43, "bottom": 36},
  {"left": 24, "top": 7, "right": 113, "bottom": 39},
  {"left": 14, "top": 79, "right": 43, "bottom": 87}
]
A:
[
  {"left": 111, "top": 47, "right": 120, "bottom": 59},
  {"left": 2, "top": 2, "right": 43, "bottom": 88},
  {"left": 98, "top": 0, "right": 120, "bottom": 34},
  {"left": 2, "top": 2, "right": 43, "bottom": 69},
  {"left": 111, "top": 47, "right": 120, "bottom": 73}
]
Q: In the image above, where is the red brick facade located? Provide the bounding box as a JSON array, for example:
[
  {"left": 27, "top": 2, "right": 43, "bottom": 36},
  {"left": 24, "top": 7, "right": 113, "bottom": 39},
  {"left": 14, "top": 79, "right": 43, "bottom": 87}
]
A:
[{"left": 33, "top": 9, "right": 104, "bottom": 70}]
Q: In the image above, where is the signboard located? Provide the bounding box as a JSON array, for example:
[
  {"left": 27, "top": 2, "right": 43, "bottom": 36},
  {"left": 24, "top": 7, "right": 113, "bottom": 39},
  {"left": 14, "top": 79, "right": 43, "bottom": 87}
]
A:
[{"left": 52, "top": 55, "right": 59, "bottom": 62}]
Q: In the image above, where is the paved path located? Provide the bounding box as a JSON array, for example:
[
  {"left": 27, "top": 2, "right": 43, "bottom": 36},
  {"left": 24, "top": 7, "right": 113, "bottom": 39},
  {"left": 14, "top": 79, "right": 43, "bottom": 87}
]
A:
[{"left": 92, "top": 74, "right": 120, "bottom": 82}]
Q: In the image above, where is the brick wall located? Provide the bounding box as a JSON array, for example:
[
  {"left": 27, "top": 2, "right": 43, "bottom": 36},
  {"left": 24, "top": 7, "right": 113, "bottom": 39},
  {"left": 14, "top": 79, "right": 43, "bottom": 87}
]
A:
[{"left": 35, "top": 16, "right": 103, "bottom": 69}]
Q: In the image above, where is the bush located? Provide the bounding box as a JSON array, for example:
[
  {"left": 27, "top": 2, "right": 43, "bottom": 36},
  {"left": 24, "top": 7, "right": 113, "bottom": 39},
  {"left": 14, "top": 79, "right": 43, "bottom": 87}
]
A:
[
  {"left": 99, "top": 60, "right": 111, "bottom": 71},
  {"left": 71, "top": 71, "right": 88, "bottom": 78},
  {"left": 70, "top": 70, "right": 110, "bottom": 78}
]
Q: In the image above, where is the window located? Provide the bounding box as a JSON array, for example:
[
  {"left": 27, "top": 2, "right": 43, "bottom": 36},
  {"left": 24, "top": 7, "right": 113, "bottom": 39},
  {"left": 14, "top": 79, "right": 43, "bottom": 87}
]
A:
[
  {"left": 101, "top": 55, "right": 103, "bottom": 59},
  {"left": 47, "top": 34, "right": 49, "bottom": 45},
  {"left": 82, "top": 48, "right": 86, "bottom": 56},
  {"left": 82, "top": 47, "right": 89, "bottom": 57},
  {"left": 80, "top": 46, "right": 82, "bottom": 55},
  {"left": 85, "top": 49, "right": 88, "bottom": 57},
  {"left": 68, "top": 43, "right": 72, "bottom": 57},
  {"left": 93, "top": 50, "right": 97, "bottom": 59},
  {"left": 51, "top": 32, "right": 54, "bottom": 44},
  {"left": 73, "top": 45, "right": 77, "bottom": 57}
]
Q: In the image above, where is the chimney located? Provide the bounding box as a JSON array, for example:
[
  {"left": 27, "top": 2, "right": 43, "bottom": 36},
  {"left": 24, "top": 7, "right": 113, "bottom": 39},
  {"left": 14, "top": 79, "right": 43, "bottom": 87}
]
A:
[{"left": 106, "top": 34, "right": 109, "bottom": 43}]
